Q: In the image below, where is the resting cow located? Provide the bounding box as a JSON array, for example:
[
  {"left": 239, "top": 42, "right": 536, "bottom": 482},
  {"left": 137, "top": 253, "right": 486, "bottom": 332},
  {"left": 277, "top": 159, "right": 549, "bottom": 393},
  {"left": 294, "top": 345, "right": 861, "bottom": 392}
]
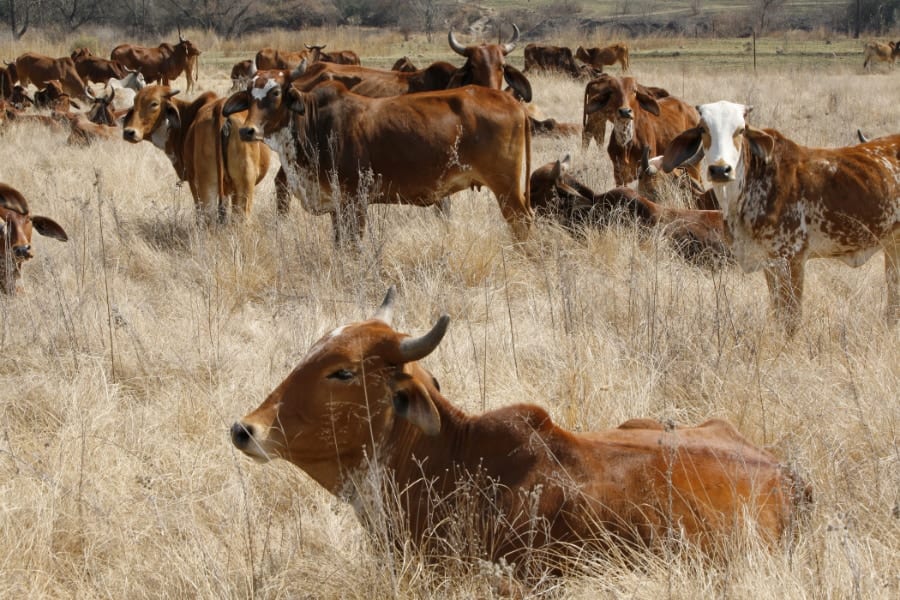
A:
[
  {"left": 122, "top": 86, "right": 272, "bottom": 221},
  {"left": 223, "top": 68, "right": 533, "bottom": 242},
  {"left": 663, "top": 101, "right": 900, "bottom": 334},
  {"left": 0, "top": 183, "right": 68, "bottom": 294},
  {"left": 231, "top": 287, "right": 811, "bottom": 580},
  {"left": 638, "top": 147, "right": 719, "bottom": 210},
  {"left": 583, "top": 75, "right": 699, "bottom": 186},
  {"left": 523, "top": 43, "right": 585, "bottom": 78},
  {"left": 531, "top": 155, "right": 728, "bottom": 263}
]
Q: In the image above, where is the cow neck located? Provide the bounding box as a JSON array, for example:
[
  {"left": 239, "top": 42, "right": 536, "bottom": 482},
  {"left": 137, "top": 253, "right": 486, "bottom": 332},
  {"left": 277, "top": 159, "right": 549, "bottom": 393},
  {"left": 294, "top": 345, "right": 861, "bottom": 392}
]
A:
[{"left": 163, "top": 93, "right": 215, "bottom": 180}]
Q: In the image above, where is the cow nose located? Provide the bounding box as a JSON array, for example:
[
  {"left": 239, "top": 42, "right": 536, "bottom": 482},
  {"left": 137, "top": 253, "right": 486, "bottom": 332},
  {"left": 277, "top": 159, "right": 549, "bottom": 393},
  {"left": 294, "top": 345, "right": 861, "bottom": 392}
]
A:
[
  {"left": 238, "top": 126, "right": 258, "bottom": 142},
  {"left": 708, "top": 164, "right": 733, "bottom": 181},
  {"left": 231, "top": 422, "right": 254, "bottom": 449},
  {"left": 618, "top": 107, "right": 633, "bottom": 119},
  {"left": 13, "top": 245, "right": 31, "bottom": 258},
  {"left": 123, "top": 128, "right": 139, "bottom": 142}
]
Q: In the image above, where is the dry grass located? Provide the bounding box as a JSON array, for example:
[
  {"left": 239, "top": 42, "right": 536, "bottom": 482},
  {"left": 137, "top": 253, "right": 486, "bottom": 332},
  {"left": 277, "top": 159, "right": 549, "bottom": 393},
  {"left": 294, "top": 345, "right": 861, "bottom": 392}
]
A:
[{"left": 0, "top": 30, "right": 898, "bottom": 599}]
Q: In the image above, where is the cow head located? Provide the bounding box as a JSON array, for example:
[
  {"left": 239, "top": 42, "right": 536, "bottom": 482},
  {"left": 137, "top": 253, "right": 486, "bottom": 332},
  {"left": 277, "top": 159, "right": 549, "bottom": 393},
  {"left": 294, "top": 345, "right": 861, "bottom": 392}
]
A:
[
  {"left": 230, "top": 287, "right": 449, "bottom": 493},
  {"left": 117, "top": 68, "right": 146, "bottom": 91},
  {"left": 85, "top": 85, "right": 117, "bottom": 125},
  {"left": 34, "top": 80, "right": 67, "bottom": 110},
  {"left": 70, "top": 47, "right": 92, "bottom": 60},
  {"left": 529, "top": 155, "right": 594, "bottom": 218},
  {"left": 223, "top": 62, "right": 308, "bottom": 142},
  {"left": 663, "top": 101, "right": 774, "bottom": 188},
  {"left": 583, "top": 74, "right": 661, "bottom": 146},
  {"left": 304, "top": 44, "right": 326, "bottom": 63},
  {"left": 175, "top": 37, "right": 201, "bottom": 60},
  {"left": 447, "top": 25, "right": 532, "bottom": 102},
  {"left": 122, "top": 85, "right": 182, "bottom": 144},
  {"left": 392, "top": 56, "right": 417, "bottom": 72},
  {"left": 0, "top": 184, "right": 68, "bottom": 294}
]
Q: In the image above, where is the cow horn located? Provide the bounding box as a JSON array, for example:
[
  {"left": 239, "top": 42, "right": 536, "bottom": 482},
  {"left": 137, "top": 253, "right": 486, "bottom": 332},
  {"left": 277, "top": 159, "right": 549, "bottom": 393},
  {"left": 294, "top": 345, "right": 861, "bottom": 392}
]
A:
[
  {"left": 84, "top": 85, "right": 95, "bottom": 100},
  {"left": 398, "top": 315, "right": 450, "bottom": 363},
  {"left": 502, "top": 24, "right": 520, "bottom": 54},
  {"left": 640, "top": 145, "right": 651, "bottom": 172},
  {"left": 856, "top": 129, "right": 869, "bottom": 143},
  {"left": 448, "top": 30, "right": 467, "bottom": 56},
  {"left": 373, "top": 286, "right": 397, "bottom": 325},
  {"left": 249, "top": 61, "right": 257, "bottom": 77},
  {"left": 178, "top": 26, "right": 185, "bottom": 43},
  {"left": 107, "top": 85, "right": 115, "bottom": 102}
]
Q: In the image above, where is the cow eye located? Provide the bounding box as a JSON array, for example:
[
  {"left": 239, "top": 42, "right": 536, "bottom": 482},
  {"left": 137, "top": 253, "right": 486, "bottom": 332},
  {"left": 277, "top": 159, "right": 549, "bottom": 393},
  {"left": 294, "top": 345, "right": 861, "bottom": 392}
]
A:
[
  {"left": 150, "top": 101, "right": 159, "bottom": 109},
  {"left": 327, "top": 369, "right": 355, "bottom": 382}
]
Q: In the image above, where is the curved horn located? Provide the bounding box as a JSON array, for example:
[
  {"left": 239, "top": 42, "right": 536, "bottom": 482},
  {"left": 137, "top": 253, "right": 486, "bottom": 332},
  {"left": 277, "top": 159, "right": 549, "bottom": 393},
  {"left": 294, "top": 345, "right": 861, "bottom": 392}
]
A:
[
  {"left": 640, "top": 145, "right": 651, "bottom": 172},
  {"left": 84, "top": 85, "right": 95, "bottom": 100},
  {"left": 373, "top": 286, "right": 397, "bottom": 325},
  {"left": 502, "top": 24, "right": 520, "bottom": 54},
  {"left": 178, "top": 26, "right": 185, "bottom": 43},
  {"left": 448, "top": 30, "right": 467, "bottom": 56},
  {"left": 107, "top": 84, "right": 115, "bottom": 102},
  {"left": 398, "top": 315, "right": 450, "bottom": 363},
  {"left": 856, "top": 129, "right": 869, "bottom": 143}
]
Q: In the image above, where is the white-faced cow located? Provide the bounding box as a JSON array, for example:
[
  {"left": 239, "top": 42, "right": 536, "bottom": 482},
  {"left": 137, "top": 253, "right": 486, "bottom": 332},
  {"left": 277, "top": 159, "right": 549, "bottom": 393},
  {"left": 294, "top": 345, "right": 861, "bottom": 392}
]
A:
[
  {"left": 231, "top": 287, "right": 811, "bottom": 579},
  {"left": 583, "top": 75, "right": 700, "bottom": 186},
  {"left": 223, "top": 68, "right": 533, "bottom": 242},
  {"left": 122, "top": 86, "right": 272, "bottom": 221},
  {"left": 663, "top": 101, "right": 900, "bottom": 334},
  {"left": 0, "top": 183, "right": 68, "bottom": 294}
]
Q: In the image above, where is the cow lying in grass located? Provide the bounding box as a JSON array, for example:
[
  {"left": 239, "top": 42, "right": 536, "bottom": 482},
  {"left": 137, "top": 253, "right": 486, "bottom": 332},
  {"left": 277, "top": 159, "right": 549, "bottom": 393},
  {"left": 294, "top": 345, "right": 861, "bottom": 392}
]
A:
[{"left": 231, "top": 287, "right": 811, "bottom": 582}]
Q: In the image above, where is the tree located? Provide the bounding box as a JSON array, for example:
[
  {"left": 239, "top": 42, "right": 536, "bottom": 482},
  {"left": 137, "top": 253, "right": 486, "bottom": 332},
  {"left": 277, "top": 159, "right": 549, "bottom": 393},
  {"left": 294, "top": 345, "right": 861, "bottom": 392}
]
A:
[
  {"left": 847, "top": 0, "right": 900, "bottom": 34},
  {"left": 3, "top": 0, "right": 33, "bottom": 39},
  {"left": 753, "top": 0, "right": 786, "bottom": 34},
  {"left": 50, "top": 0, "right": 104, "bottom": 32},
  {"left": 164, "top": 0, "right": 256, "bottom": 39}
]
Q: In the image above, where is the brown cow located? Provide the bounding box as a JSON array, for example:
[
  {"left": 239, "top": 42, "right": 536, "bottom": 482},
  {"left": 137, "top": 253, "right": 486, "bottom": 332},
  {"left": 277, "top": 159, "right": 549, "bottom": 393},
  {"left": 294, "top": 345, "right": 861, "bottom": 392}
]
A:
[
  {"left": 305, "top": 44, "right": 361, "bottom": 65},
  {"left": 231, "top": 287, "right": 811, "bottom": 579},
  {"left": 862, "top": 40, "right": 899, "bottom": 70},
  {"left": 223, "top": 68, "right": 533, "bottom": 242},
  {"left": 638, "top": 147, "right": 719, "bottom": 210},
  {"left": 663, "top": 101, "right": 900, "bottom": 334},
  {"left": 1, "top": 62, "right": 18, "bottom": 100},
  {"left": 531, "top": 155, "right": 728, "bottom": 263},
  {"left": 122, "top": 85, "right": 272, "bottom": 221},
  {"left": 72, "top": 52, "right": 129, "bottom": 84},
  {"left": 447, "top": 25, "right": 532, "bottom": 102},
  {"left": 0, "top": 183, "right": 68, "bottom": 294},
  {"left": 65, "top": 112, "right": 121, "bottom": 146},
  {"left": 523, "top": 43, "right": 593, "bottom": 78},
  {"left": 287, "top": 59, "right": 457, "bottom": 98},
  {"left": 111, "top": 36, "right": 201, "bottom": 91},
  {"left": 14, "top": 52, "right": 86, "bottom": 99},
  {"left": 583, "top": 75, "right": 699, "bottom": 186},
  {"left": 229, "top": 59, "right": 255, "bottom": 92},
  {"left": 254, "top": 47, "right": 309, "bottom": 71},
  {"left": 391, "top": 56, "right": 417, "bottom": 72},
  {"left": 576, "top": 42, "right": 630, "bottom": 72}
]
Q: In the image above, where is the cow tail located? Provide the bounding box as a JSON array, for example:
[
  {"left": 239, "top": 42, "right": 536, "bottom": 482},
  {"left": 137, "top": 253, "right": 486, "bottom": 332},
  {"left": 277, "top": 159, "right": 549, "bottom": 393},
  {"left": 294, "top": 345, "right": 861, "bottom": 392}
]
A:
[
  {"left": 523, "top": 104, "right": 532, "bottom": 218},
  {"left": 214, "top": 101, "right": 227, "bottom": 218}
]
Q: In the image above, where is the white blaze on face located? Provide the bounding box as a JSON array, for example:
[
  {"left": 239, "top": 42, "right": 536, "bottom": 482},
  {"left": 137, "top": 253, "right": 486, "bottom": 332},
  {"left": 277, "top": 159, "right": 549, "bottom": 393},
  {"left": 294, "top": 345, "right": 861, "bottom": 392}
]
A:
[
  {"left": 699, "top": 101, "right": 748, "bottom": 174},
  {"left": 251, "top": 76, "right": 278, "bottom": 101}
]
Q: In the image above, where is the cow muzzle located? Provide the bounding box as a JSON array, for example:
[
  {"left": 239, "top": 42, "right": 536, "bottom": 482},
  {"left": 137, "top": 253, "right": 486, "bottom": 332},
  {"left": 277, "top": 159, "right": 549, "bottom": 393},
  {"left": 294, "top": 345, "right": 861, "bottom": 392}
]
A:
[
  {"left": 617, "top": 107, "right": 634, "bottom": 120},
  {"left": 123, "top": 128, "right": 142, "bottom": 142},
  {"left": 238, "top": 126, "right": 262, "bottom": 142},
  {"left": 707, "top": 164, "right": 734, "bottom": 182},
  {"left": 230, "top": 421, "right": 271, "bottom": 462},
  {"left": 13, "top": 245, "right": 32, "bottom": 259}
]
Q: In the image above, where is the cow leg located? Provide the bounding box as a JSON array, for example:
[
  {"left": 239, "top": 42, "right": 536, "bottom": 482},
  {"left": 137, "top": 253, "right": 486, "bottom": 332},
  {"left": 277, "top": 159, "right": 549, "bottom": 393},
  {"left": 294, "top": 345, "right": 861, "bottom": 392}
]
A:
[
  {"left": 497, "top": 194, "right": 533, "bottom": 242},
  {"left": 764, "top": 257, "right": 805, "bottom": 336},
  {"left": 274, "top": 168, "right": 291, "bottom": 215},
  {"left": 885, "top": 236, "right": 900, "bottom": 325}
]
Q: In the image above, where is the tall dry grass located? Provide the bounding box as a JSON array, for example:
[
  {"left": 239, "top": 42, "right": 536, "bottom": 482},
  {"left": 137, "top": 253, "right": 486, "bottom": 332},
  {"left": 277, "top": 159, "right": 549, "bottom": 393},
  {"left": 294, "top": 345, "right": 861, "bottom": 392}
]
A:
[{"left": 0, "top": 32, "right": 897, "bottom": 599}]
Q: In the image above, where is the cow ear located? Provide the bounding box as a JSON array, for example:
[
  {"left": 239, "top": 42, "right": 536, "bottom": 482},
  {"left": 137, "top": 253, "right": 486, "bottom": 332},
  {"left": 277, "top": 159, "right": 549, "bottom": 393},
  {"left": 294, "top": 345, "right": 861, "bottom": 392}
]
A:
[
  {"left": 390, "top": 373, "right": 440, "bottom": 436},
  {"left": 222, "top": 91, "right": 249, "bottom": 117},
  {"left": 503, "top": 65, "right": 532, "bottom": 103},
  {"left": 165, "top": 104, "right": 181, "bottom": 129},
  {"left": 584, "top": 91, "right": 612, "bottom": 115},
  {"left": 635, "top": 88, "right": 661, "bottom": 116},
  {"left": 662, "top": 127, "right": 704, "bottom": 172},
  {"left": 286, "top": 87, "right": 305, "bottom": 114},
  {"left": 745, "top": 127, "right": 774, "bottom": 163},
  {"left": 31, "top": 216, "right": 68, "bottom": 242}
]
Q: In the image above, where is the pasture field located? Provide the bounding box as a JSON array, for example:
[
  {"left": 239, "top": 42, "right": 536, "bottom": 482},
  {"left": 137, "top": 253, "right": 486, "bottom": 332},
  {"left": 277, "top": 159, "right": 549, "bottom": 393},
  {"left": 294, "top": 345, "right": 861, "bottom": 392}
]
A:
[{"left": 0, "top": 27, "right": 898, "bottom": 599}]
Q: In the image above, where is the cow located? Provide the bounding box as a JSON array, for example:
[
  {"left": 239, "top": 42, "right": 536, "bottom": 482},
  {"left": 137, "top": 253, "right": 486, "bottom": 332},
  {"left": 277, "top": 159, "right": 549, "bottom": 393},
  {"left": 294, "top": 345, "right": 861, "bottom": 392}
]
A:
[
  {"left": 104, "top": 70, "right": 146, "bottom": 112},
  {"left": 122, "top": 85, "right": 272, "bottom": 221},
  {"left": 1, "top": 62, "right": 18, "bottom": 99},
  {"left": 531, "top": 155, "right": 728, "bottom": 263},
  {"left": 14, "top": 52, "right": 87, "bottom": 99},
  {"left": 663, "top": 101, "right": 900, "bottom": 334},
  {"left": 305, "top": 44, "right": 361, "bottom": 65},
  {"left": 583, "top": 75, "right": 699, "bottom": 186},
  {"left": 254, "top": 48, "right": 309, "bottom": 71},
  {"left": 862, "top": 40, "right": 899, "bottom": 70},
  {"left": 0, "top": 183, "right": 68, "bottom": 294},
  {"left": 523, "top": 43, "right": 587, "bottom": 78},
  {"left": 638, "top": 147, "right": 719, "bottom": 210},
  {"left": 84, "top": 85, "right": 119, "bottom": 125},
  {"left": 391, "top": 56, "right": 417, "bottom": 72},
  {"left": 447, "top": 25, "right": 532, "bottom": 102},
  {"left": 223, "top": 68, "right": 533, "bottom": 242},
  {"left": 65, "top": 112, "right": 121, "bottom": 146},
  {"left": 576, "top": 42, "right": 630, "bottom": 72},
  {"left": 73, "top": 53, "right": 129, "bottom": 84},
  {"left": 111, "top": 35, "right": 201, "bottom": 91},
  {"left": 231, "top": 287, "right": 811, "bottom": 579},
  {"left": 284, "top": 59, "right": 457, "bottom": 98},
  {"left": 229, "top": 59, "right": 255, "bottom": 92}
]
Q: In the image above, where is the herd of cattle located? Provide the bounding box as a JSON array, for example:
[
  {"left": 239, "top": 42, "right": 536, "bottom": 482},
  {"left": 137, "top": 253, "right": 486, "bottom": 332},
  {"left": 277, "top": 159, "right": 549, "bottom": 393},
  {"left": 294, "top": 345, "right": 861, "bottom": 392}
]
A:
[{"left": 1, "top": 27, "right": 898, "bottom": 582}]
